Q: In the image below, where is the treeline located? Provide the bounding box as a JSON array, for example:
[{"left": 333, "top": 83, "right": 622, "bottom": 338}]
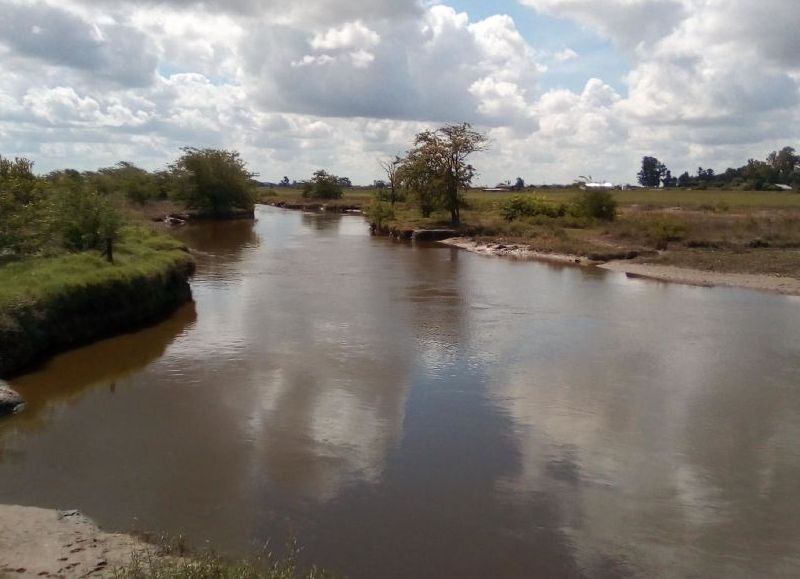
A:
[
  {"left": 638, "top": 146, "right": 800, "bottom": 190},
  {"left": 0, "top": 148, "right": 256, "bottom": 262}
]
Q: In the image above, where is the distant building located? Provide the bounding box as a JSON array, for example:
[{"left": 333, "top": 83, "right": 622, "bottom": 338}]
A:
[{"left": 582, "top": 181, "right": 615, "bottom": 190}]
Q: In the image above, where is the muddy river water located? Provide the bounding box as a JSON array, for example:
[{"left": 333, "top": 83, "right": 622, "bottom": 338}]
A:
[{"left": 2, "top": 206, "right": 800, "bottom": 578}]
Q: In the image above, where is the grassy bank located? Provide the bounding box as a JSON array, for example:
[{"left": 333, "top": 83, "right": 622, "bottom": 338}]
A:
[
  {"left": 360, "top": 188, "right": 800, "bottom": 278},
  {"left": 0, "top": 226, "right": 195, "bottom": 378}
]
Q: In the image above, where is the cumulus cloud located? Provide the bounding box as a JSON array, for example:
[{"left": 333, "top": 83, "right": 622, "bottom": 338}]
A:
[
  {"left": 0, "top": 0, "right": 158, "bottom": 86},
  {"left": 241, "top": 5, "right": 542, "bottom": 126},
  {"left": 0, "top": 0, "right": 798, "bottom": 185}
]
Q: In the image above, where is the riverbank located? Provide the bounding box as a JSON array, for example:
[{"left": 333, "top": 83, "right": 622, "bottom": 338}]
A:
[
  {"left": 0, "top": 505, "right": 326, "bottom": 578},
  {"left": 440, "top": 238, "right": 800, "bottom": 296},
  {"left": 0, "top": 505, "right": 154, "bottom": 577},
  {"left": 0, "top": 227, "right": 195, "bottom": 378}
]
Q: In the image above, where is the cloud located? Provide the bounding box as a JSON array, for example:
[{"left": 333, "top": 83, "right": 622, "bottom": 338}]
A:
[
  {"left": 310, "top": 21, "right": 380, "bottom": 51},
  {"left": 0, "top": 0, "right": 158, "bottom": 86},
  {"left": 520, "top": 0, "right": 688, "bottom": 50},
  {"left": 241, "top": 5, "right": 543, "bottom": 125},
  {"left": 553, "top": 48, "right": 578, "bottom": 63},
  {"left": 0, "top": 0, "right": 798, "bottom": 185}
]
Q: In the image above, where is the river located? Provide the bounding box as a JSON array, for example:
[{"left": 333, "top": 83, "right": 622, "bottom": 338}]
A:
[{"left": 2, "top": 205, "right": 800, "bottom": 578}]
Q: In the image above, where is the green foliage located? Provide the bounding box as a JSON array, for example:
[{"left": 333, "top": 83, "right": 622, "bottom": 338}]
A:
[
  {"left": 170, "top": 148, "right": 256, "bottom": 215},
  {"left": 50, "top": 186, "right": 122, "bottom": 254},
  {"left": 0, "top": 156, "right": 47, "bottom": 256},
  {"left": 365, "top": 201, "right": 395, "bottom": 230},
  {"left": 96, "top": 162, "right": 160, "bottom": 205},
  {"left": 572, "top": 189, "right": 618, "bottom": 221},
  {"left": 501, "top": 195, "right": 566, "bottom": 221},
  {"left": 302, "top": 170, "right": 344, "bottom": 199}
]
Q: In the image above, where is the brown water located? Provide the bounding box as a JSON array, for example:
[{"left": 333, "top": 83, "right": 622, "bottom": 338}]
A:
[{"left": 2, "top": 205, "right": 800, "bottom": 578}]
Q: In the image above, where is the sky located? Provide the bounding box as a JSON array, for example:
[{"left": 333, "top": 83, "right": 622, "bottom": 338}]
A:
[{"left": 0, "top": 0, "right": 798, "bottom": 186}]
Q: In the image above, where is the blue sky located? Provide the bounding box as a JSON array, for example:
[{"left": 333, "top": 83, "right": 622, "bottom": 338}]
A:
[{"left": 448, "top": 0, "right": 630, "bottom": 93}]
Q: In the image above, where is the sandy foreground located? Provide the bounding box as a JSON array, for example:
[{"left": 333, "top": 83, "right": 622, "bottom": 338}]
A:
[
  {"left": 0, "top": 505, "right": 152, "bottom": 578},
  {"left": 441, "top": 238, "right": 800, "bottom": 296}
]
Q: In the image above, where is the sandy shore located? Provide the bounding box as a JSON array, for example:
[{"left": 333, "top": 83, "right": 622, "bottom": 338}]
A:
[
  {"left": 440, "top": 237, "right": 800, "bottom": 296},
  {"left": 440, "top": 237, "right": 600, "bottom": 266},
  {"left": 0, "top": 505, "right": 153, "bottom": 578},
  {"left": 598, "top": 261, "right": 800, "bottom": 296}
]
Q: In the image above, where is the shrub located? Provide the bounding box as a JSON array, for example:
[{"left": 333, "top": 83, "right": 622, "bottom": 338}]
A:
[
  {"left": 365, "top": 201, "right": 395, "bottom": 230},
  {"left": 572, "top": 189, "right": 617, "bottom": 221},
  {"left": 169, "top": 148, "right": 256, "bottom": 214},
  {"left": 501, "top": 195, "right": 565, "bottom": 221}
]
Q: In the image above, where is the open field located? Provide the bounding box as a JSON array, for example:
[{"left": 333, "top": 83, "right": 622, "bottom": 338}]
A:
[{"left": 257, "top": 186, "right": 800, "bottom": 210}]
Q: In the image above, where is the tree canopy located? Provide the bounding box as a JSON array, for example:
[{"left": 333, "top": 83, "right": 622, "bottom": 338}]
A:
[
  {"left": 397, "top": 123, "right": 487, "bottom": 225},
  {"left": 637, "top": 156, "right": 667, "bottom": 187},
  {"left": 302, "top": 169, "right": 344, "bottom": 199}
]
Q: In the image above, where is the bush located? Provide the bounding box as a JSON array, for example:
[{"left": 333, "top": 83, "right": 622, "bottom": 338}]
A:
[
  {"left": 365, "top": 201, "right": 395, "bottom": 230},
  {"left": 501, "top": 195, "right": 566, "bottom": 221},
  {"left": 170, "top": 148, "right": 256, "bottom": 215},
  {"left": 572, "top": 189, "right": 617, "bottom": 221}
]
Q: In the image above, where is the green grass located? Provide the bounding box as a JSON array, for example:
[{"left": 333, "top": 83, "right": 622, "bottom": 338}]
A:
[
  {"left": 474, "top": 187, "right": 800, "bottom": 209},
  {"left": 0, "top": 225, "right": 195, "bottom": 377},
  {"left": 0, "top": 226, "right": 193, "bottom": 309}
]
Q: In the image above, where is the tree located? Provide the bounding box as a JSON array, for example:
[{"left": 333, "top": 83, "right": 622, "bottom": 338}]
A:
[
  {"left": 337, "top": 176, "right": 352, "bottom": 188},
  {"left": 400, "top": 123, "right": 487, "bottom": 226},
  {"left": 514, "top": 177, "right": 525, "bottom": 191},
  {"left": 637, "top": 156, "right": 667, "bottom": 187},
  {"left": 396, "top": 149, "right": 441, "bottom": 217},
  {"left": 378, "top": 157, "right": 403, "bottom": 206},
  {"left": 677, "top": 171, "right": 692, "bottom": 188},
  {"left": 279, "top": 176, "right": 290, "bottom": 187},
  {"left": 767, "top": 146, "right": 799, "bottom": 183},
  {"left": 169, "top": 148, "right": 256, "bottom": 215},
  {"left": 96, "top": 162, "right": 158, "bottom": 205},
  {"left": 303, "top": 170, "right": 343, "bottom": 199},
  {"left": 49, "top": 184, "right": 122, "bottom": 261}
]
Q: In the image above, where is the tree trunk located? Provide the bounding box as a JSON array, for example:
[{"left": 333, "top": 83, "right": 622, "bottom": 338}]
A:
[{"left": 105, "top": 238, "right": 114, "bottom": 264}]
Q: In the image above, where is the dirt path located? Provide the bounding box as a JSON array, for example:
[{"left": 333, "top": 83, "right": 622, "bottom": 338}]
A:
[
  {"left": 441, "top": 237, "right": 800, "bottom": 296},
  {"left": 0, "top": 505, "right": 152, "bottom": 578}
]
